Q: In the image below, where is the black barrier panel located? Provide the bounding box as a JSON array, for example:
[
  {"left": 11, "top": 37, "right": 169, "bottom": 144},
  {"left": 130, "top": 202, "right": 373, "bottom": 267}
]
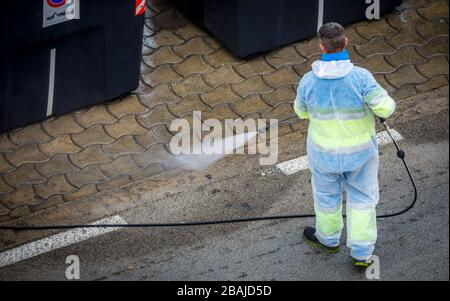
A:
[
  {"left": 0, "top": 0, "right": 145, "bottom": 132},
  {"left": 323, "top": 0, "right": 402, "bottom": 25},
  {"left": 173, "top": 0, "right": 402, "bottom": 59}
]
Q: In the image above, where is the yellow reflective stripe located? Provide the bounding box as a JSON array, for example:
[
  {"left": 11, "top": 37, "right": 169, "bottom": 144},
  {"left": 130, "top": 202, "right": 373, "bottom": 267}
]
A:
[
  {"left": 347, "top": 207, "right": 377, "bottom": 243},
  {"left": 316, "top": 205, "right": 343, "bottom": 236},
  {"left": 371, "top": 96, "right": 395, "bottom": 118},
  {"left": 294, "top": 103, "right": 309, "bottom": 119},
  {"left": 308, "top": 114, "right": 375, "bottom": 149}
]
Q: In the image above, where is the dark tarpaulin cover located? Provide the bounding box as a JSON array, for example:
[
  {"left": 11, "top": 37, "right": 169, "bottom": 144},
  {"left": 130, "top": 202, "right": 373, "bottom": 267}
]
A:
[
  {"left": 173, "top": 0, "right": 402, "bottom": 58},
  {"left": 0, "top": 1, "right": 144, "bottom": 132}
]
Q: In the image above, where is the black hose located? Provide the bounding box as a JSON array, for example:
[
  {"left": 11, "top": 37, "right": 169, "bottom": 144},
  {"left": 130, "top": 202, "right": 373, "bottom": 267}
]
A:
[{"left": 0, "top": 118, "right": 417, "bottom": 231}]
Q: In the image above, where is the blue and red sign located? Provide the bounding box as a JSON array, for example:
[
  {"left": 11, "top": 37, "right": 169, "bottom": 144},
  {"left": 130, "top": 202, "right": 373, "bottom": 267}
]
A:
[{"left": 47, "top": 0, "right": 67, "bottom": 8}]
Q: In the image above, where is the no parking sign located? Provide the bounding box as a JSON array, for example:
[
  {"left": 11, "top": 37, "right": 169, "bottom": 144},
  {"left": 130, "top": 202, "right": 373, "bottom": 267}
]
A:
[{"left": 43, "top": 0, "right": 80, "bottom": 28}]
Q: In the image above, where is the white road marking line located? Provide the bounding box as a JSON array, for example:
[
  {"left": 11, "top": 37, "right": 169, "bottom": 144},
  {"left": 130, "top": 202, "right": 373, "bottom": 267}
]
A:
[
  {"left": 0, "top": 215, "right": 127, "bottom": 269},
  {"left": 275, "top": 129, "right": 403, "bottom": 175},
  {"left": 46, "top": 48, "right": 56, "bottom": 117}
]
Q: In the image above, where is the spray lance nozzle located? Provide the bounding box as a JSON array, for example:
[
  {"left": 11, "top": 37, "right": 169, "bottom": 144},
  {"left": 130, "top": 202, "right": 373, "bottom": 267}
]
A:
[{"left": 378, "top": 117, "right": 405, "bottom": 159}]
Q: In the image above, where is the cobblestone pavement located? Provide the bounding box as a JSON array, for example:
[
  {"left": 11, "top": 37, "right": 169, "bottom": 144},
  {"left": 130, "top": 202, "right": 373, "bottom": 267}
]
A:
[{"left": 0, "top": 0, "right": 448, "bottom": 222}]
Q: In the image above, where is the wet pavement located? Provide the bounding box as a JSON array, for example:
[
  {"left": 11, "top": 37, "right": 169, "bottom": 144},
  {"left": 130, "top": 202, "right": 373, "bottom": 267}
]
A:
[{"left": 0, "top": 0, "right": 448, "bottom": 224}]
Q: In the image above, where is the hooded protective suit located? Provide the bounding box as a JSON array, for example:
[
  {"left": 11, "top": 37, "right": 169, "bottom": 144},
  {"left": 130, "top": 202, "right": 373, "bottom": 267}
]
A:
[{"left": 294, "top": 50, "right": 395, "bottom": 260}]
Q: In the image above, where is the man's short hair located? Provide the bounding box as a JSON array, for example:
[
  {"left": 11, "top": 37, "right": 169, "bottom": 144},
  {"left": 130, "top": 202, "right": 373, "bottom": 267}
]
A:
[{"left": 318, "top": 22, "right": 346, "bottom": 53}]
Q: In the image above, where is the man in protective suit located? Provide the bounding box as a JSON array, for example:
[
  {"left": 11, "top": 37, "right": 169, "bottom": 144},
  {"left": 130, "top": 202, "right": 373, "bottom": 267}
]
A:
[{"left": 294, "top": 22, "right": 396, "bottom": 268}]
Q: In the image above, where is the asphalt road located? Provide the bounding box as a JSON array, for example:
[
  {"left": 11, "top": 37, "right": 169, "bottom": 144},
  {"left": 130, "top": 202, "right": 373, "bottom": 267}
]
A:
[{"left": 0, "top": 111, "right": 448, "bottom": 281}]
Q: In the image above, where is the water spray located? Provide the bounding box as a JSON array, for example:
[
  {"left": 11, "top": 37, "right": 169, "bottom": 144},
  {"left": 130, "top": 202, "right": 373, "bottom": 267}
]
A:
[{"left": 0, "top": 117, "right": 417, "bottom": 231}]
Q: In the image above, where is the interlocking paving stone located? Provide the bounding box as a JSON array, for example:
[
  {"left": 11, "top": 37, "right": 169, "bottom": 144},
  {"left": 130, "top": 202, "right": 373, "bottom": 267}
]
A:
[
  {"left": 231, "top": 96, "right": 272, "bottom": 117},
  {"left": 205, "top": 48, "right": 241, "bottom": 67},
  {"left": 418, "top": 1, "right": 449, "bottom": 20},
  {"left": 386, "top": 64, "right": 428, "bottom": 87},
  {"left": 99, "top": 156, "right": 141, "bottom": 178},
  {"left": 0, "top": 184, "right": 36, "bottom": 208},
  {"left": 102, "top": 136, "right": 145, "bottom": 159},
  {"left": 345, "top": 26, "right": 369, "bottom": 46},
  {"left": 234, "top": 57, "right": 276, "bottom": 78},
  {"left": 104, "top": 115, "right": 147, "bottom": 139},
  {"left": 416, "top": 74, "right": 449, "bottom": 92},
  {"left": 261, "top": 85, "right": 297, "bottom": 107},
  {"left": 0, "top": 176, "right": 13, "bottom": 194},
  {"left": 69, "top": 145, "right": 113, "bottom": 169},
  {"left": 133, "top": 144, "right": 172, "bottom": 168},
  {"left": 232, "top": 77, "right": 273, "bottom": 97},
  {"left": 9, "top": 206, "right": 31, "bottom": 219},
  {"left": 347, "top": 46, "right": 366, "bottom": 63},
  {"left": 143, "top": 46, "right": 184, "bottom": 67},
  {"left": 131, "top": 163, "right": 166, "bottom": 181},
  {"left": 393, "top": 84, "right": 419, "bottom": 99},
  {"left": 263, "top": 66, "right": 300, "bottom": 88},
  {"left": 416, "top": 37, "right": 449, "bottom": 58},
  {"left": 96, "top": 175, "right": 132, "bottom": 192},
  {"left": 173, "top": 55, "right": 215, "bottom": 77},
  {"left": 356, "top": 19, "right": 399, "bottom": 40},
  {"left": 143, "top": 30, "right": 184, "bottom": 48},
  {"left": 139, "top": 84, "right": 181, "bottom": 109},
  {"left": 5, "top": 144, "right": 47, "bottom": 167},
  {"left": 3, "top": 164, "right": 46, "bottom": 187},
  {"left": 356, "top": 36, "right": 396, "bottom": 57},
  {"left": 142, "top": 65, "right": 182, "bottom": 87},
  {"left": 385, "top": 45, "right": 428, "bottom": 67},
  {"left": 168, "top": 95, "right": 210, "bottom": 117},
  {"left": 294, "top": 39, "right": 322, "bottom": 58},
  {"left": 8, "top": 124, "right": 52, "bottom": 147},
  {"left": 0, "top": 0, "right": 447, "bottom": 219},
  {"left": 35, "top": 154, "right": 79, "bottom": 178},
  {"left": 174, "top": 23, "right": 207, "bottom": 40},
  {"left": 171, "top": 74, "right": 214, "bottom": 97},
  {"left": 358, "top": 55, "right": 396, "bottom": 74},
  {"left": 417, "top": 55, "right": 449, "bottom": 78},
  {"left": 0, "top": 202, "right": 10, "bottom": 216},
  {"left": 262, "top": 103, "right": 294, "bottom": 120},
  {"left": 203, "top": 65, "right": 245, "bottom": 87},
  {"left": 74, "top": 105, "right": 117, "bottom": 128},
  {"left": 265, "top": 47, "right": 305, "bottom": 69},
  {"left": 202, "top": 104, "right": 240, "bottom": 120},
  {"left": 71, "top": 125, "right": 115, "bottom": 148},
  {"left": 0, "top": 155, "right": 15, "bottom": 174},
  {"left": 137, "top": 104, "right": 176, "bottom": 128},
  {"left": 39, "top": 135, "right": 81, "bottom": 157},
  {"left": 35, "top": 175, "right": 76, "bottom": 199},
  {"left": 200, "top": 85, "right": 242, "bottom": 107},
  {"left": 416, "top": 20, "right": 449, "bottom": 38},
  {"left": 387, "top": 27, "right": 428, "bottom": 49},
  {"left": 135, "top": 124, "right": 173, "bottom": 148},
  {"left": 107, "top": 95, "right": 149, "bottom": 119},
  {"left": 66, "top": 165, "right": 109, "bottom": 188},
  {"left": 29, "top": 195, "right": 64, "bottom": 212},
  {"left": 42, "top": 115, "right": 85, "bottom": 137},
  {"left": 63, "top": 184, "right": 98, "bottom": 202},
  {"left": 0, "top": 134, "right": 17, "bottom": 153},
  {"left": 173, "top": 37, "right": 215, "bottom": 58}
]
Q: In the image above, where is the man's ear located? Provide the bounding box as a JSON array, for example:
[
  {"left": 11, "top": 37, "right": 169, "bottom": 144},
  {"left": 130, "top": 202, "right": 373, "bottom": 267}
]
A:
[
  {"left": 344, "top": 37, "right": 349, "bottom": 48},
  {"left": 319, "top": 43, "right": 327, "bottom": 53}
]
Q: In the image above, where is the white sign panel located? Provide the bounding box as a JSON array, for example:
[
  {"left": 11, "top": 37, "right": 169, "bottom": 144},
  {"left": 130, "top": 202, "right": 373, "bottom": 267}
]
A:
[{"left": 43, "top": 0, "right": 80, "bottom": 28}]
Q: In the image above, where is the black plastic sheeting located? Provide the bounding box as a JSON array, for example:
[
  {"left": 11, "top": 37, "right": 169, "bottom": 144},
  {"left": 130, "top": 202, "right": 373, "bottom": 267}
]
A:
[
  {"left": 0, "top": 1, "right": 145, "bottom": 132},
  {"left": 173, "top": 0, "right": 402, "bottom": 58}
]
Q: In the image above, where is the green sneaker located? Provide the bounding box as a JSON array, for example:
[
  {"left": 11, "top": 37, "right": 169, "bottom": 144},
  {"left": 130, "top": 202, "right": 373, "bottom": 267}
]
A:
[
  {"left": 303, "top": 226, "right": 340, "bottom": 254},
  {"left": 351, "top": 257, "right": 373, "bottom": 270}
]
